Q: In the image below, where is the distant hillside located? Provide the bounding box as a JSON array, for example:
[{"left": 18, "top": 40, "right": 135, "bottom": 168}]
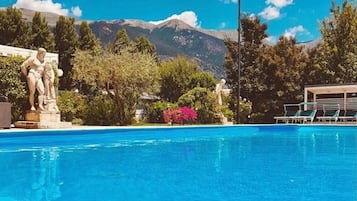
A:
[
  {"left": 90, "top": 19, "right": 230, "bottom": 78},
  {"left": 19, "top": 8, "right": 236, "bottom": 78},
  {"left": 17, "top": 8, "right": 320, "bottom": 78}
]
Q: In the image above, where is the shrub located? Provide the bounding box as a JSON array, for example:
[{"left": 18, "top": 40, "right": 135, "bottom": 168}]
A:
[
  {"left": 145, "top": 101, "right": 178, "bottom": 123},
  {"left": 227, "top": 95, "right": 253, "bottom": 123},
  {"left": 163, "top": 106, "right": 197, "bottom": 125},
  {"left": 178, "top": 87, "right": 219, "bottom": 124},
  {"left": 85, "top": 94, "right": 118, "bottom": 125},
  {"left": 57, "top": 90, "right": 88, "bottom": 122},
  {"left": 0, "top": 56, "right": 27, "bottom": 122}
]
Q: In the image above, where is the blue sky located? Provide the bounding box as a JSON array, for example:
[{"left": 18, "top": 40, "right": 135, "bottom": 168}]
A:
[{"left": 0, "top": 0, "right": 349, "bottom": 42}]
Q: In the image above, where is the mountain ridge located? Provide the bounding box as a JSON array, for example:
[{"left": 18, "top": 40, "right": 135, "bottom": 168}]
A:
[{"left": 17, "top": 8, "right": 319, "bottom": 78}]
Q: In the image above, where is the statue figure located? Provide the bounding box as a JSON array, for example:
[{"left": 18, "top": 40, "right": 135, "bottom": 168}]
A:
[
  {"left": 21, "top": 48, "right": 47, "bottom": 111},
  {"left": 215, "top": 79, "right": 226, "bottom": 105},
  {"left": 44, "top": 62, "right": 56, "bottom": 100},
  {"left": 43, "top": 62, "right": 59, "bottom": 112}
]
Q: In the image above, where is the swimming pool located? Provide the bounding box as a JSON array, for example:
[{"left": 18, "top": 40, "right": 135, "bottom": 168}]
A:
[{"left": 0, "top": 125, "right": 356, "bottom": 201}]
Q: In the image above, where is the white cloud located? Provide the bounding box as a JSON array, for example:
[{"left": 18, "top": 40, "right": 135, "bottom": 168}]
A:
[
  {"left": 283, "top": 25, "right": 305, "bottom": 38},
  {"left": 259, "top": 6, "right": 280, "bottom": 20},
  {"left": 149, "top": 11, "right": 201, "bottom": 28},
  {"left": 265, "top": 0, "right": 293, "bottom": 8},
  {"left": 263, "top": 36, "right": 277, "bottom": 44},
  {"left": 71, "top": 6, "right": 82, "bottom": 17},
  {"left": 13, "top": 0, "right": 82, "bottom": 17}
]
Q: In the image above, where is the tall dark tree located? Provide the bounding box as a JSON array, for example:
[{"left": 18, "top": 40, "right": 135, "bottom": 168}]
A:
[
  {"left": 30, "top": 12, "right": 54, "bottom": 51},
  {"left": 133, "top": 35, "right": 157, "bottom": 58},
  {"left": 79, "top": 21, "right": 101, "bottom": 55},
  {"left": 260, "top": 37, "right": 307, "bottom": 121},
  {"left": 109, "top": 29, "right": 131, "bottom": 54},
  {"left": 320, "top": 0, "right": 357, "bottom": 83},
  {"left": 54, "top": 16, "right": 78, "bottom": 89},
  {"left": 223, "top": 15, "right": 268, "bottom": 122},
  {"left": 0, "top": 7, "right": 30, "bottom": 48},
  {"left": 304, "top": 43, "right": 327, "bottom": 85}
]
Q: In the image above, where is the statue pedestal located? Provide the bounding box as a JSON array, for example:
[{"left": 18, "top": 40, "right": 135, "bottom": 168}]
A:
[
  {"left": 15, "top": 110, "right": 72, "bottom": 129},
  {"left": 25, "top": 110, "right": 60, "bottom": 122}
]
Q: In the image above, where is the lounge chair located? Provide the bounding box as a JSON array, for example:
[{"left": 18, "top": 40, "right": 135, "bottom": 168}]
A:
[
  {"left": 316, "top": 103, "right": 340, "bottom": 123},
  {"left": 339, "top": 110, "right": 357, "bottom": 122},
  {"left": 292, "top": 102, "right": 317, "bottom": 124},
  {"left": 274, "top": 103, "right": 300, "bottom": 123}
]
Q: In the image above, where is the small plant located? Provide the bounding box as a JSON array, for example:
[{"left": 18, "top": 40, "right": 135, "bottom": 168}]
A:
[{"left": 163, "top": 106, "right": 197, "bottom": 125}]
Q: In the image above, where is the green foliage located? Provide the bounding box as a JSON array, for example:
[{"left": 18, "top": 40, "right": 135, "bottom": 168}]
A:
[
  {"left": 159, "top": 56, "right": 206, "bottom": 102},
  {"left": 110, "top": 29, "right": 131, "bottom": 54},
  {"left": 224, "top": 15, "right": 309, "bottom": 123},
  {"left": 54, "top": 16, "right": 79, "bottom": 90},
  {"left": 0, "top": 7, "right": 30, "bottom": 48},
  {"left": 225, "top": 94, "right": 252, "bottom": 123},
  {"left": 145, "top": 101, "right": 178, "bottom": 123},
  {"left": 320, "top": 0, "right": 357, "bottom": 83},
  {"left": 304, "top": 44, "right": 328, "bottom": 85},
  {"left": 30, "top": 12, "right": 54, "bottom": 51},
  {"left": 79, "top": 21, "right": 101, "bottom": 55},
  {"left": 221, "top": 106, "right": 234, "bottom": 122},
  {"left": 188, "top": 72, "right": 216, "bottom": 90},
  {"left": 259, "top": 37, "right": 307, "bottom": 120},
  {"left": 0, "top": 56, "right": 27, "bottom": 121},
  {"left": 177, "top": 87, "right": 219, "bottom": 124},
  {"left": 224, "top": 16, "right": 270, "bottom": 123},
  {"left": 57, "top": 91, "right": 88, "bottom": 123},
  {"left": 73, "top": 48, "right": 159, "bottom": 125},
  {"left": 85, "top": 94, "right": 118, "bottom": 125},
  {"left": 134, "top": 35, "right": 157, "bottom": 57}
]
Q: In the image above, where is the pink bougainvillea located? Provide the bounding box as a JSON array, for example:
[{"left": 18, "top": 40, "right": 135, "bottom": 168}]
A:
[{"left": 163, "top": 107, "right": 197, "bottom": 125}]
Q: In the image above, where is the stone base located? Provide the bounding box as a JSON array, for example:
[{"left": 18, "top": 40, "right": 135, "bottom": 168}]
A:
[
  {"left": 14, "top": 110, "right": 72, "bottom": 129},
  {"left": 14, "top": 121, "right": 72, "bottom": 129},
  {"left": 25, "top": 110, "right": 60, "bottom": 122}
]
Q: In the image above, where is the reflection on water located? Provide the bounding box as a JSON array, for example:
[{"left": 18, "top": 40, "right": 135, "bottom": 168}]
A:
[
  {"left": 0, "top": 148, "right": 61, "bottom": 201},
  {"left": 0, "top": 127, "right": 355, "bottom": 201}
]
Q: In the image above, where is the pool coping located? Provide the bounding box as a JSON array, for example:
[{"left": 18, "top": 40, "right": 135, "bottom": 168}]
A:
[{"left": 0, "top": 123, "right": 356, "bottom": 134}]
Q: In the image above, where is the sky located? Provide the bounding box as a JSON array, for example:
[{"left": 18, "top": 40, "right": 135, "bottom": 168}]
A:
[{"left": 0, "top": 0, "right": 350, "bottom": 43}]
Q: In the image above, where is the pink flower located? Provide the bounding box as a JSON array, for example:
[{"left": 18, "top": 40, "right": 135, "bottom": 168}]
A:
[{"left": 163, "top": 107, "right": 197, "bottom": 125}]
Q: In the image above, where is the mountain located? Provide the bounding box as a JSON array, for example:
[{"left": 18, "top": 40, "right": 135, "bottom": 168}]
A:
[
  {"left": 19, "top": 8, "right": 236, "bottom": 78},
  {"left": 90, "top": 19, "right": 232, "bottom": 78},
  {"left": 17, "top": 8, "right": 319, "bottom": 79}
]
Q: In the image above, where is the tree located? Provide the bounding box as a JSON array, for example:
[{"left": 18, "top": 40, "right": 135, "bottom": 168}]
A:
[
  {"left": 223, "top": 15, "right": 268, "bottom": 122},
  {"left": 177, "top": 87, "right": 219, "bottom": 124},
  {"left": 109, "top": 29, "right": 131, "bottom": 54},
  {"left": 73, "top": 48, "right": 159, "bottom": 125},
  {"left": 79, "top": 21, "right": 101, "bottom": 55},
  {"left": 0, "top": 7, "right": 30, "bottom": 48},
  {"left": 304, "top": 43, "right": 328, "bottom": 85},
  {"left": 133, "top": 35, "right": 157, "bottom": 58},
  {"left": 320, "top": 0, "right": 357, "bottom": 83},
  {"left": 258, "top": 36, "right": 307, "bottom": 121},
  {"left": 159, "top": 56, "right": 208, "bottom": 102},
  {"left": 54, "top": 16, "right": 79, "bottom": 90},
  {"left": 30, "top": 12, "right": 54, "bottom": 51},
  {"left": 188, "top": 72, "right": 216, "bottom": 91}
]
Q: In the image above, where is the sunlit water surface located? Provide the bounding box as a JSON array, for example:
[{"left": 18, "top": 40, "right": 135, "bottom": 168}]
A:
[{"left": 0, "top": 125, "right": 356, "bottom": 201}]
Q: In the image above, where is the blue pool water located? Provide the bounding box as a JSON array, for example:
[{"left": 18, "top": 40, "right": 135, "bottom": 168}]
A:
[{"left": 0, "top": 125, "right": 356, "bottom": 201}]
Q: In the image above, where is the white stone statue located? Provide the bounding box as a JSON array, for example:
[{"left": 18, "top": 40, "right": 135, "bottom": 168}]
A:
[
  {"left": 43, "top": 62, "right": 59, "bottom": 112},
  {"left": 21, "top": 48, "right": 60, "bottom": 112},
  {"left": 215, "top": 79, "right": 226, "bottom": 105},
  {"left": 44, "top": 62, "right": 56, "bottom": 100},
  {"left": 21, "top": 48, "right": 47, "bottom": 111}
]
